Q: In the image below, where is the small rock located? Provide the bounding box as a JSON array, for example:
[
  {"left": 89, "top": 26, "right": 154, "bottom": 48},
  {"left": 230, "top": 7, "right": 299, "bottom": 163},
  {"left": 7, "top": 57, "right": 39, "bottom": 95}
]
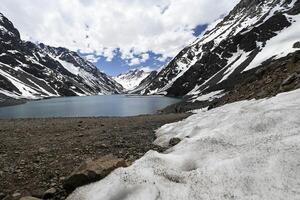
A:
[
  {"left": 169, "top": 138, "right": 181, "bottom": 147},
  {"left": 12, "top": 192, "right": 21, "bottom": 198},
  {"left": 20, "top": 196, "right": 41, "bottom": 200},
  {"left": 0, "top": 193, "right": 6, "bottom": 199},
  {"left": 78, "top": 133, "right": 84, "bottom": 137},
  {"left": 43, "top": 188, "right": 56, "bottom": 199},
  {"left": 100, "top": 124, "right": 105, "bottom": 127},
  {"left": 293, "top": 41, "right": 300, "bottom": 48},
  {"left": 99, "top": 144, "right": 108, "bottom": 148},
  {"left": 38, "top": 147, "right": 47, "bottom": 154},
  {"left": 63, "top": 155, "right": 127, "bottom": 193}
]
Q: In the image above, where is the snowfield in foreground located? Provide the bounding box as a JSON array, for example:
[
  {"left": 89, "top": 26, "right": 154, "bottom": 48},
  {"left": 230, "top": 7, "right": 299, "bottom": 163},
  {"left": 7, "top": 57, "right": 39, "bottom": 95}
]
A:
[{"left": 68, "top": 89, "right": 300, "bottom": 200}]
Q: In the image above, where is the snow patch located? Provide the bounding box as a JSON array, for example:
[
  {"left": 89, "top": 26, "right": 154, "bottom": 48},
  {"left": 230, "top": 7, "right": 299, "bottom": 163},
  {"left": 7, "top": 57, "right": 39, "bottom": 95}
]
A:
[
  {"left": 244, "top": 14, "right": 300, "bottom": 71},
  {"left": 68, "top": 89, "right": 300, "bottom": 200}
]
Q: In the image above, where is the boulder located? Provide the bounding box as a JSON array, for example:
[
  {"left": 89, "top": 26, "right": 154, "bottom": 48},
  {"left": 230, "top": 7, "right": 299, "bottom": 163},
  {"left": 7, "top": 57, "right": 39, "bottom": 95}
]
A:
[
  {"left": 63, "top": 155, "right": 127, "bottom": 193},
  {"left": 293, "top": 41, "right": 300, "bottom": 48},
  {"left": 169, "top": 138, "right": 182, "bottom": 147}
]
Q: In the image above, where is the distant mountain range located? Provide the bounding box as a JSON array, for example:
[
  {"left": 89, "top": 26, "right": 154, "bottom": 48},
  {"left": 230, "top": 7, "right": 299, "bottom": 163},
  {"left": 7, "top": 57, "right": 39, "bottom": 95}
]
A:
[
  {"left": 0, "top": 13, "right": 123, "bottom": 101},
  {"left": 113, "top": 69, "right": 153, "bottom": 91}
]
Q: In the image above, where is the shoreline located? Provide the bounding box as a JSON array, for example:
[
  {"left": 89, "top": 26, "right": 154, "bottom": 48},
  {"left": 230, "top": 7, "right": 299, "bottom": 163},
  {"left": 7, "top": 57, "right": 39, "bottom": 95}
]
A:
[{"left": 0, "top": 113, "right": 191, "bottom": 200}]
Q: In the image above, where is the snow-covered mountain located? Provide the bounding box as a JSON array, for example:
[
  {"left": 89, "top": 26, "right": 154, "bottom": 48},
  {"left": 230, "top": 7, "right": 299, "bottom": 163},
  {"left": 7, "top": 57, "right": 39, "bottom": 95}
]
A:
[
  {"left": 0, "top": 13, "right": 123, "bottom": 100},
  {"left": 128, "top": 70, "right": 158, "bottom": 95},
  {"left": 141, "top": 0, "right": 300, "bottom": 100},
  {"left": 114, "top": 69, "right": 152, "bottom": 91}
]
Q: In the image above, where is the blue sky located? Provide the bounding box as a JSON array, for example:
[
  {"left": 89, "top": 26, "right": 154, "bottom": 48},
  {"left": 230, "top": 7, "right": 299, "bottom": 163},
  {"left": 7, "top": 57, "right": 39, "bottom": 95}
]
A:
[{"left": 1, "top": 0, "right": 239, "bottom": 77}]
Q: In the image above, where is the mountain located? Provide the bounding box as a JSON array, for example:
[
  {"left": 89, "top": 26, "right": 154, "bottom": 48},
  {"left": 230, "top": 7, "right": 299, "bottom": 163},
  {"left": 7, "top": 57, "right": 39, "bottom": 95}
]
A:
[
  {"left": 141, "top": 0, "right": 300, "bottom": 103},
  {"left": 114, "top": 69, "right": 153, "bottom": 91},
  {"left": 0, "top": 13, "right": 123, "bottom": 101},
  {"left": 128, "top": 70, "right": 157, "bottom": 94}
]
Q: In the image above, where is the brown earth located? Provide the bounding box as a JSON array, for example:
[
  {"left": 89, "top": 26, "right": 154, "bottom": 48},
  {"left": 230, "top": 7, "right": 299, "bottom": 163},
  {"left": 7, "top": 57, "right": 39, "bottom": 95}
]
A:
[{"left": 0, "top": 113, "right": 190, "bottom": 200}]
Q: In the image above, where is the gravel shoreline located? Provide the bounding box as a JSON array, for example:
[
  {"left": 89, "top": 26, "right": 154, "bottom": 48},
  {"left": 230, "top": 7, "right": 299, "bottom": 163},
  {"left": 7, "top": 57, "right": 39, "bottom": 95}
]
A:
[{"left": 0, "top": 113, "right": 190, "bottom": 200}]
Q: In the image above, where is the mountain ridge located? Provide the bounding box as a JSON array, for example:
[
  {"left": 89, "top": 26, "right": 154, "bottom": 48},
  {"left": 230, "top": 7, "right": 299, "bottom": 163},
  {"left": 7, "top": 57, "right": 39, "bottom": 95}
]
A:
[{"left": 139, "top": 0, "right": 300, "bottom": 101}]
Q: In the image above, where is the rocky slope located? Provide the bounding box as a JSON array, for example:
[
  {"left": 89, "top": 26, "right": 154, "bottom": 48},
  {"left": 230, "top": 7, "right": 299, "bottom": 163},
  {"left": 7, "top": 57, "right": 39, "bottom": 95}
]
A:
[
  {"left": 113, "top": 69, "right": 152, "bottom": 91},
  {"left": 141, "top": 0, "right": 300, "bottom": 102},
  {"left": 0, "top": 13, "right": 123, "bottom": 101}
]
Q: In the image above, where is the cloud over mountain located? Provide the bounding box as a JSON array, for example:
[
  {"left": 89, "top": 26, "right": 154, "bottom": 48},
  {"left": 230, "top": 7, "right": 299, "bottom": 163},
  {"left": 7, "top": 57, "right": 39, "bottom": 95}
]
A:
[{"left": 0, "top": 0, "right": 239, "bottom": 64}]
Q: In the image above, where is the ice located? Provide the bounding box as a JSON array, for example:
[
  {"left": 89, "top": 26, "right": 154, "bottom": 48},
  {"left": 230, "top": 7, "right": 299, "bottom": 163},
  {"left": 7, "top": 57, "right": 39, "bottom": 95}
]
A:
[{"left": 68, "top": 89, "right": 300, "bottom": 200}]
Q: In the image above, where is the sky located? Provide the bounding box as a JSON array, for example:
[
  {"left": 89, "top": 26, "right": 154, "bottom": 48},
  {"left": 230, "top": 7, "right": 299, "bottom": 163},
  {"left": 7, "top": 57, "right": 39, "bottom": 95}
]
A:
[{"left": 0, "top": 0, "right": 239, "bottom": 76}]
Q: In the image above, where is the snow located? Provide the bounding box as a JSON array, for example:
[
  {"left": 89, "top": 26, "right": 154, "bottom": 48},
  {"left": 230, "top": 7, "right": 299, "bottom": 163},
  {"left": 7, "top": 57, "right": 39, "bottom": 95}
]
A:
[
  {"left": 68, "top": 89, "right": 300, "bottom": 200},
  {"left": 114, "top": 70, "right": 151, "bottom": 91},
  {"left": 0, "top": 63, "right": 42, "bottom": 99},
  {"left": 0, "top": 89, "right": 21, "bottom": 99},
  {"left": 244, "top": 14, "right": 300, "bottom": 71},
  {"left": 191, "top": 90, "right": 225, "bottom": 102},
  {"left": 219, "top": 49, "right": 250, "bottom": 83},
  {"left": 58, "top": 59, "right": 80, "bottom": 75}
]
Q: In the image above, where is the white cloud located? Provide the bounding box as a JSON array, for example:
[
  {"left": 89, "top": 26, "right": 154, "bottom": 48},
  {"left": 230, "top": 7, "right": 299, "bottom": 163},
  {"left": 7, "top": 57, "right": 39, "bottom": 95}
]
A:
[
  {"left": 84, "top": 54, "right": 100, "bottom": 63},
  {"left": 139, "top": 66, "right": 155, "bottom": 72},
  {"left": 0, "top": 0, "right": 239, "bottom": 63}
]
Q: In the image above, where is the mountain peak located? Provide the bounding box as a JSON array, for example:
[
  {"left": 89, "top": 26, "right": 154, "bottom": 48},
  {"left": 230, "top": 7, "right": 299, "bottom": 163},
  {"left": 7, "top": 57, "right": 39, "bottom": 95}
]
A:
[
  {"left": 0, "top": 12, "right": 21, "bottom": 41},
  {"left": 0, "top": 13, "right": 123, "bottom": 99},
  {"left": 114, "top": 69, "right": 153, "bottom": 91}
]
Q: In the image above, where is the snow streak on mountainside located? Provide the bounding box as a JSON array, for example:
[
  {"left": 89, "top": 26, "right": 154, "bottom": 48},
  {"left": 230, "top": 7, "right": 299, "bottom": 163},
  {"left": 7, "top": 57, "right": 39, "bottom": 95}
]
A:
[
  {"left": 0, "top": 13, "right": 123, "bottom": 100},
  {"left": 129, "top": 71, "right": 158, "bottom": 95},
  {"left": 113, "top": 69, "right": 152, "bottom": 91},
  {"left": 68, "top": 88, "right": 300, "bottom": 200},
  {"left": 142, "top": 0, "right": 300, "bottom": 98}
]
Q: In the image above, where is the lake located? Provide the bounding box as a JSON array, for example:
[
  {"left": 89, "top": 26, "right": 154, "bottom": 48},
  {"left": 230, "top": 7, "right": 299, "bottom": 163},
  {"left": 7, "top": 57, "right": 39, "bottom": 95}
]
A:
[{"left": 0, "top": 95, "right": 180, "bottom": 118}]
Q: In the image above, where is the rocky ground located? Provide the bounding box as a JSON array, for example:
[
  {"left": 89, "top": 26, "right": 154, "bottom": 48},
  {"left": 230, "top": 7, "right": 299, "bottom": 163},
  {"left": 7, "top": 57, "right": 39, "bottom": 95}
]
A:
[{"left": 0, "top": 113, "right": 190, "bottom": 200}]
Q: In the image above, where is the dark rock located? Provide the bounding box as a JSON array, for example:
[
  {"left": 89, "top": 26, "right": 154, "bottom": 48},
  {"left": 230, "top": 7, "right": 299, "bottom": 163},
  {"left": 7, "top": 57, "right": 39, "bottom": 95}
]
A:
[
  {"left": 282, "top": 73, "right": 297, "bottom": 86},
  {"left": 169, "top": 138, "right": 181, "bottom": 147},
  {"left": 30, "top": 189, "right": 44, "bottom": 199},
  {"left": 63, "top": 155, "right": 127, "bottom": 193},
  {"left": 0, "top": 193, "right": 6, "bottom": 200},
  {"left": 293, "top": 42, "right": 300, "bottom": 48},
  {"left": 43, "top": 188, "right": 56, "bottom": 199}
]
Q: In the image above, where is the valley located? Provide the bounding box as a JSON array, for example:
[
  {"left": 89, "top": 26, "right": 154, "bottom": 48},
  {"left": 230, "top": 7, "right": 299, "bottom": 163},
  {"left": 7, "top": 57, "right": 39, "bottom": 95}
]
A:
[{"left": 1, "top": 0, "right": 300, "bottom": 199}]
